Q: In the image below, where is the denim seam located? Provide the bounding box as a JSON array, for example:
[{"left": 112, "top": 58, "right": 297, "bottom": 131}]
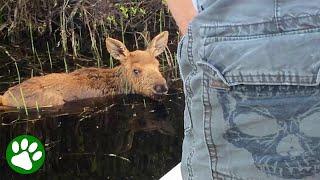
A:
[
  {"left": 204, "top": 27, "right": 320, "bottom": 42},
  {"left": 184, "top": 28, "right": 196, "bottom": 98},
  {"left": 203, "top": 75, "right": 248, "bottom": 180},
  {"left": 224, "top": 75, "right": 314, "bottom": 77},
  {"left": 229, "top": 90, "right": 319, "bottom": 99},
  {"left": 215, "top": 171, "right": 248, "bottom": 180},
  {"left": 200, "top": 13, "right": 320, "bottom": 29},
  {"left": 198, "top": 61, "right": 319, "bottom": 87},
  {"left": 185, "top": 25, "right": 196, "bottom": 179},
  {"left": 197, "top": 62, "right": 231, "bottom": 86},
  {"left": 187, "top": 26, "right": 196, "bottom": 69},
  {"left": 187, "top": 149, "right": 194, "bottom": 180},
  {"left": 208, "top": 84, "right": 320, "bottom": 99},
  {"left": 185, "top": 101, "right": 193, "bottom": 132},
  {"left": 225, "top": 74, "right": 316, "bottom": 85},
  {"left": 203, "top": 73, "right": 218, "bottom": 179},
  {"left": 226, "top": 81, "right": 317, "bottom": 87},
  {"left": 203, "top": 74, "right": 214, "bottom": 180},
  {"left": 205, "top": 27, "right": 320, "bottom": 39},
  {"left": 185, "top": 25, "right": 195, "bottom": 130}
]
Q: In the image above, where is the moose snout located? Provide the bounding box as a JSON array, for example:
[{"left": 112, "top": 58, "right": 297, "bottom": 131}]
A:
[{"left": 153, "top": 84, "right": 168, "bottom": 94}]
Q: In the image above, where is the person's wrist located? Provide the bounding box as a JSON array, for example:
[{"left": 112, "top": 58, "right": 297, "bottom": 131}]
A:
[
  {"left": 166, "top": 0, "right": 196, "bottom": 36},
  {"left": 178, "top": 23, "right": 188, "bottom": 36}
]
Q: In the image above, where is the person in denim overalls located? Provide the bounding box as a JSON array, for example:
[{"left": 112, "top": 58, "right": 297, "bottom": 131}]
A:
[{"left": 168, "top": 0, "right": 320, "bottom": 179}]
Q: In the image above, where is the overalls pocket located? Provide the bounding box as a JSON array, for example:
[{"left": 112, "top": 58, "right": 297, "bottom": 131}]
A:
[
  {"left": 198, "top": 27, "right": 320, "bottom": 179},
  {"left": 198, "top": 29, "right": 320, "bottom": 87}
]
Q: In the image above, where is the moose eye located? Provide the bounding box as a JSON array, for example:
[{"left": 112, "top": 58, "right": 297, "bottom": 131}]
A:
[{"left": 133, "top": 69, "right": 141, "bottom": 75}]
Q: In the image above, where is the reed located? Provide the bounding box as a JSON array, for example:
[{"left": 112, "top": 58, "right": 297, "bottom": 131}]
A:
[
  {"left": 46, "top": 42, "right": 53, "bottom": 70},
  {"left": 14, "top": 62, "right": 28, "bottom": 115}
]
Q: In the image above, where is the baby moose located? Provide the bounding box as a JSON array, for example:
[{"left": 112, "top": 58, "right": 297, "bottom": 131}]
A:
[{"left": 0, "top": 32, "right": 169, "bottom": 107}]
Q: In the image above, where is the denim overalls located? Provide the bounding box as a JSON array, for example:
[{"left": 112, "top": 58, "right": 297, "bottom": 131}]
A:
[{"left": 177, "top": 0, "right": 320, "bottom": 179}]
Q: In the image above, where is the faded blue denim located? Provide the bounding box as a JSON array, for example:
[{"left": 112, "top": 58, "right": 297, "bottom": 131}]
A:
[{"left": 177, "top": 0, "right": 320, "bottom": 179}]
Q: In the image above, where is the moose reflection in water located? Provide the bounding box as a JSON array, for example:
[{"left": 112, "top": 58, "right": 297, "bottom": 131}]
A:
[
  {"left": 0, "top": 91, "right": 184, "bottom": 179},
  {"left": 0, "top": 32, "right": 169, "bottom": 107}
]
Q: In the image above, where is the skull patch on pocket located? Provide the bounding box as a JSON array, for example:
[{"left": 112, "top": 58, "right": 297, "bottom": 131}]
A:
[{"left": 218, "top": 86, "right": 320, "bottom": 179}]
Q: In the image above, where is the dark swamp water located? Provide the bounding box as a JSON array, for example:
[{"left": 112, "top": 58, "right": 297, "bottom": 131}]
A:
[
  {"left": 0, "top": 51, "right": 184, "bottom": 179},
  {"left": 0, "top": 85, "right": 184, "bottom": 179}
]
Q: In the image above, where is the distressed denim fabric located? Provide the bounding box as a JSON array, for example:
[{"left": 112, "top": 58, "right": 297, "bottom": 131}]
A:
[{"left": 177, "top": 0, "right": 320, "bottom": 179}]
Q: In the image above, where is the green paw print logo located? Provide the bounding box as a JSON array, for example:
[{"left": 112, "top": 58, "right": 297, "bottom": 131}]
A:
[{"left": 6, "top": 135, "right": 45, "bottom": 174}]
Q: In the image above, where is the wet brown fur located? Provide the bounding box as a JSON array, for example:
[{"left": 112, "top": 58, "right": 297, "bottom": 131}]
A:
[{"left": 0, "top": 32, "right": 169, "bottom": 107}]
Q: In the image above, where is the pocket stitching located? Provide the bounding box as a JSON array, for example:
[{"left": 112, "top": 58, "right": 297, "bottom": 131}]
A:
[{"left": 204, "top": 27, "right": 320, "bottom": 43}]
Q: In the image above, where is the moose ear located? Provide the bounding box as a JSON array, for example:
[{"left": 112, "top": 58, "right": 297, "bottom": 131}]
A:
[
  {"left": 105, "top": 38, "right": 129, "bottom": 60},
  {"left": 148, "top": 31, "right": 168, "bottom": 57}
]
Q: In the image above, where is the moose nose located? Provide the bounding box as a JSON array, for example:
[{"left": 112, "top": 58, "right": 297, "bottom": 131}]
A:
[{"left": 153, "top": 84, "right": 168, "bottom": 94}]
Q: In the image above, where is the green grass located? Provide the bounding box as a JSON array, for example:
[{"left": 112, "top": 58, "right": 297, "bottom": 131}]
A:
[
  {"left": 14, "top": 62, "right": 29, "bottom": 116},
  {"left": 46, "top": 42, "right": 53, "bottom": 70}
]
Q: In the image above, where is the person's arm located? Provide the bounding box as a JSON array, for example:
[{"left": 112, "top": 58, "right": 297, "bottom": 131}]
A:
[{"left": 167, "top": 0, "right": 197, "bottom": 35}]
